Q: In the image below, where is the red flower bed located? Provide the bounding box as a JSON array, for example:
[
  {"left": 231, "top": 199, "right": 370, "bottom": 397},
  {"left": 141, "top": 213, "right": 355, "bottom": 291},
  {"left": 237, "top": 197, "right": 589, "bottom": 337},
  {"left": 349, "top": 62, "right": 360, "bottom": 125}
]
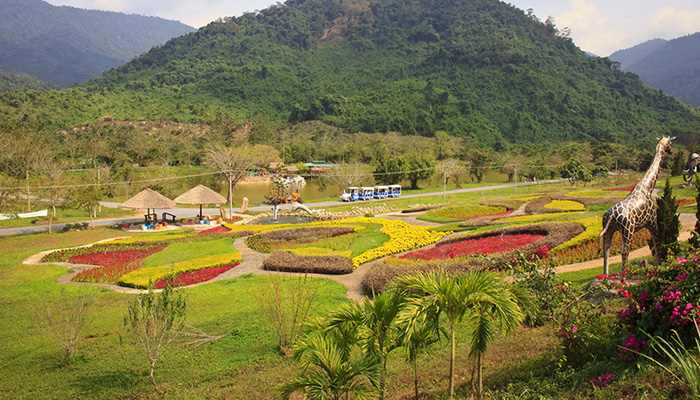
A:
[
  {"left": 399, "top": 233, "right": 545, "bottom": 260},
  {"left": 154, "top": 263, "right": 239, "bottom": 288},
  {"left": 461, "top": 209, "right": 514, "bottom": 219},
  {"left": 603, "top": 185, "right": 635, "bottom": 191},
  {"left": 198, "top": 226, "right": 232, "bottom": 234},
  {"left": 71, "top": 245, "right": 167, "bottom": 284}
]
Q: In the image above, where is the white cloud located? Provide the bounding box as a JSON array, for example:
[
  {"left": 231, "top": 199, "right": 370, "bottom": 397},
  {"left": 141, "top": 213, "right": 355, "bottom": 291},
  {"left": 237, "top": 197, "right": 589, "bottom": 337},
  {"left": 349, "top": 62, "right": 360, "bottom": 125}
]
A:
[
  {"left": 556, "top": 0, "right": 626, "bottom": 55},
  {"left": 648, "top": 7, "right": 700, "bottom": 38}
]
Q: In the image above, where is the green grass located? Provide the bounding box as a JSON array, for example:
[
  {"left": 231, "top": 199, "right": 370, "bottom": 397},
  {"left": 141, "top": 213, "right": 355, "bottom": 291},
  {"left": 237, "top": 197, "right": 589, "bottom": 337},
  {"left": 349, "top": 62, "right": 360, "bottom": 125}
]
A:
[
  {"left": 0, "top": 227, "right": 349, "bottom": 399},
  {"left": 350, "top": 223, "right": 390, "bottom": 257},
  {"left": 141, "top": 236, "right": 236, "bottom": 268}
]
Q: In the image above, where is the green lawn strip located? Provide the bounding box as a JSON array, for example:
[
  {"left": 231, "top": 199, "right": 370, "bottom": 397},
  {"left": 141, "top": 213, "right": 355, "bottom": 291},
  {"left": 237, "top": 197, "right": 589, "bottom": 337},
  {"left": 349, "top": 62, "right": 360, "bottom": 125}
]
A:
[
  {"left": 141, "top": 236, "right": 236, "bottom": 268},
  {"left": 417, "top": 204, "right": 507, "bottom": 223},
  {"left": 349, "top": 223, "right": 390, "bottom": 258},
  {"left": 0, "top": 228, "right": 350, "bottom": 399}
]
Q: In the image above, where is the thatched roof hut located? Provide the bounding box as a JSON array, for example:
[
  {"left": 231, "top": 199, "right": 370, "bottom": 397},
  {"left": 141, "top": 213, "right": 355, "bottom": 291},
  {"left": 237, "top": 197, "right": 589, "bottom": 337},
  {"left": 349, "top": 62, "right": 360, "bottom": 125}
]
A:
[
  {"left": 120, "top": 188, "right": 176, "bottom": 210},
  {"left": 174, "top": 185, "right": 227, "bottom": 217}
]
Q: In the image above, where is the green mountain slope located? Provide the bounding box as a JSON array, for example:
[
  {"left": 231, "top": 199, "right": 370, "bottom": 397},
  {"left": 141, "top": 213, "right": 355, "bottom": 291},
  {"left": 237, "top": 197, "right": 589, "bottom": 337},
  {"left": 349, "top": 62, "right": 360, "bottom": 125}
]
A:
[
  {"left": 0, "top": 0, "right": 195, "bottom": 87},
  {"left": 610, "top": 32, "right": 700, "bottom": 107},
  {"left": 2, "top": 0, "right": 698, "bottom": 148},
  {"left": 0, "top": 70, "right": 59, "bottom": 92}
]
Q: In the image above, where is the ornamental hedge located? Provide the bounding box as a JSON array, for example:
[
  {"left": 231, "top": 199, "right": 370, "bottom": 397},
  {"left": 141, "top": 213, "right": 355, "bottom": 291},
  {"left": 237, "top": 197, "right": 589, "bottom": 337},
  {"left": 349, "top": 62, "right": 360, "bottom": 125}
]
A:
[{"left": 263, "top": 251, "right": 353, "bottom": 275}]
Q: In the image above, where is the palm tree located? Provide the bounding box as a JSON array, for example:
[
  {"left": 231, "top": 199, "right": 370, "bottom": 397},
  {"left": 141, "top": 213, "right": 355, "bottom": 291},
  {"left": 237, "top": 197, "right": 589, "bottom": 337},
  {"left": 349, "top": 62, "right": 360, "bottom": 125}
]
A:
[
  {"left": 462, "top": 274, "right": 530, "bottom": 399},
  {"left": 281, "top": 331, "right": 378, "bottom": 400},
  {"left": 325, "top": 290, "right": 404, "bottom": 400},
  {"left": 397, "top": 270, "right": 469, "bottom": 399},
  {"left": 398, "top": 270, "right": 529, "bottom": 399},
  {"left": 400, "top": 316, "right": 440, "bottom": 399}
]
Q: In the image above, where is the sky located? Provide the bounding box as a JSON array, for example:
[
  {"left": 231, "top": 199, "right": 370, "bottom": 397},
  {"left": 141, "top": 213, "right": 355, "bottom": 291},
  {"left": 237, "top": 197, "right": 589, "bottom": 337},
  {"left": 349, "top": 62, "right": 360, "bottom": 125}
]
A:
[{"left": 44, "top": 0, "right": 700, "bottom": 56}]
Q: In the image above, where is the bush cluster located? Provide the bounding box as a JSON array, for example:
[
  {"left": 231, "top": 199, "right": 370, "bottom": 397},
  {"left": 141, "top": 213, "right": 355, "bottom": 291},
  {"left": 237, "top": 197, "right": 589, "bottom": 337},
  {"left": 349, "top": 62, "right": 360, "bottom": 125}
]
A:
[{"left": 263, "top": 251, "right": 353, "bottom": 275}]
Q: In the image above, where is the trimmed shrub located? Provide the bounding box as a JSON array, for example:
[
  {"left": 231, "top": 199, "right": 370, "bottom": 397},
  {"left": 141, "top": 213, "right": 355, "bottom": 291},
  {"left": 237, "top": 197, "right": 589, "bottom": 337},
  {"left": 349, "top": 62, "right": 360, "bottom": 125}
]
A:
[{"left": 263, "top": 251, "right": 353, "bottom": 275}]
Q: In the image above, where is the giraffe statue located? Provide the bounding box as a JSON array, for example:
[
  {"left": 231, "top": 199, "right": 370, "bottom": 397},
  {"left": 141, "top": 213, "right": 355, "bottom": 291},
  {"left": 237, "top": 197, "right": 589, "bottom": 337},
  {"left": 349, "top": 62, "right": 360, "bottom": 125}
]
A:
[{"left": 598, "top": 136, "right": 675, "bottom": 275}]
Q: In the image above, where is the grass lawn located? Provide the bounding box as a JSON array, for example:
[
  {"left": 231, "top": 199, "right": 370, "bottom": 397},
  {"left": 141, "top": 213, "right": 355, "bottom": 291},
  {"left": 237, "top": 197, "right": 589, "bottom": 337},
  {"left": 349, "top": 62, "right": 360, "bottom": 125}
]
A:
[{"left": 0, "top": 203, "right": 138, "bottom": 229}]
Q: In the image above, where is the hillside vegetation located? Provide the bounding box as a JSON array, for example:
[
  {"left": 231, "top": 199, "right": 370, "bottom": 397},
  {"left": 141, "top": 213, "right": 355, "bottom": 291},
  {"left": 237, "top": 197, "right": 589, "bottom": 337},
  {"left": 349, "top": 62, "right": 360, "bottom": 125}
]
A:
[
  {"left": 1, "top": 0, "right": 699, "bottom": 149},
  {"left": 0, "top": 0, "right": 194, "bottom": 87},
  {"left": 610, "top": 32, "right": 700, "bottom": 107}
]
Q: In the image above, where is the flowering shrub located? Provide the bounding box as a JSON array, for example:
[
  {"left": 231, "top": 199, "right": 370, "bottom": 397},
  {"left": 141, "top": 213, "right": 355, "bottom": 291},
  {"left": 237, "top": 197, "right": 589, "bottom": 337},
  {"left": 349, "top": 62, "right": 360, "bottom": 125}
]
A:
[
  {"left": 71, "top": 245, "right": 167, "bottom": 284},
  {"left": 399, "top": 233, "right": 545, "bottom": 260},
  {"left": 614, "top": 255, "right": 700, "bottom": 343},
  {"left": 552, "top": 287, "right": 607, "bottom": 364},
  {"left": 153, "top": 263, "right": 239, "bottom": 288},
  {"left": 590, "top": 373, "right": 614, "bottom": 389},
  {"left": 618, "top": 333, "right": 647, "bottom": 360}
]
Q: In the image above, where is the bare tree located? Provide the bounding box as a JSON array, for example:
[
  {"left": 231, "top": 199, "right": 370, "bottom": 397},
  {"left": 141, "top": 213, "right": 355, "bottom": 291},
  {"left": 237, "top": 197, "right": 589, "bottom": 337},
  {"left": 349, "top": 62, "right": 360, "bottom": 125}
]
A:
[
  {"left": 124, "top": 285, "right": 187, "bottom": 388},
  {"left": 323, "top": 163, "right": 371, "bottom": 194},
  {"left": 5, "top": 132, "right": 50, "bottom": 211},
  {"left": 252, "top": 274, "right": 320, "bottom": 356},
  {"left": 40, "top": 293, "right": 94, "bottom": 367},
  {"left": 40, "top": 159, "right": 66, "bottom": 233},
  {"left": 437, "top": 159, "right": 466, "bottom": 199},
  {"left": 205, "top": 143, "right": 254, "bottom": 216}
]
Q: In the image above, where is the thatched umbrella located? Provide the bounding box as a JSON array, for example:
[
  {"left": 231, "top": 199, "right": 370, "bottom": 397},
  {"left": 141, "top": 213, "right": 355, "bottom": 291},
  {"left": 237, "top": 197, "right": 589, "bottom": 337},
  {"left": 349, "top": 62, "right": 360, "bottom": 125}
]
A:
[
  {"left": 120, "top": 188, "right": 176, "bottom": 221},
  {"left": 173, "top": 185, "right": 227, "bottom": 218}
]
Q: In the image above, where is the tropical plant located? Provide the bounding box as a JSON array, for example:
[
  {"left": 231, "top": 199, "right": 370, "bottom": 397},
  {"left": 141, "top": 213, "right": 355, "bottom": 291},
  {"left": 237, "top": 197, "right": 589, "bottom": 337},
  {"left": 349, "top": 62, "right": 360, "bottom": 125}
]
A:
[
  {"left": 325, "top": 290, "right": 404, "bottom": 400},
  {"left": 281, "top": 330, "right": 378, "bottom": 400}
]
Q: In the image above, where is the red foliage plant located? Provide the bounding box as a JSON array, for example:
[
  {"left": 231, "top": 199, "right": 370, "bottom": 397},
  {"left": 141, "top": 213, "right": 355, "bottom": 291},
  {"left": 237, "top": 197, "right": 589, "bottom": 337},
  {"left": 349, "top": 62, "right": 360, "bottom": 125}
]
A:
[
  {"left": 197, "top": 226, "right": 232, "bottom": 234},
  {"left": 71, "top": 245, "right": 167, "bottom": 284},
  {"left": 399, "top": 233, "right": 545, "bottom": 261},
  {"left": 603, "top": 185, "right": 635, "bottom": 191},
  {"left": 154, "top": 263, "right": 239, "bottom": 289}
]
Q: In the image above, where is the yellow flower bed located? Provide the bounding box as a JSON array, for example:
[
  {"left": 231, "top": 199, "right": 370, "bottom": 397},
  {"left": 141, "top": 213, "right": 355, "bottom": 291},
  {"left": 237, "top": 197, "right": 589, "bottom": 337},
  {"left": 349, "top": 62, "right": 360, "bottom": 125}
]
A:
[
  {"left": 552, "top": 217, "right": 602, "bottom": 251},
  {"left": 306, "top": 217, "right": 449, "bottom": 267},
  {"left": 545, "top": 200, "right": 585, "bottom": 211},
  {"left": 119, "top": 251, "right": 242, "bottom": 288},
  {"left": 511, "top": 195, "right": 540, "bottom": 202},
  {"left": 287, "top": 247, "right": 353, "bottom": 257}
]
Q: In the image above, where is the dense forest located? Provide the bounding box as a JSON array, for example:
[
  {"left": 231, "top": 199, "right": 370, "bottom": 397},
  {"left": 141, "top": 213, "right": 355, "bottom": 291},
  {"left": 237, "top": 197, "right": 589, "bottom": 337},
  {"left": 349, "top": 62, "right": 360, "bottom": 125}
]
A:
[
  {"left": 610, "top": 32, "right": 700, "bottom": 107},
  {"left": 0, "top": 71, "right": 59, "bottom": 92},
  {"left": 0, "top": 0, "right": 194, "bottom": 87},
  {"left": 0, "top": 0, "right": 699, "bottom": 151}
]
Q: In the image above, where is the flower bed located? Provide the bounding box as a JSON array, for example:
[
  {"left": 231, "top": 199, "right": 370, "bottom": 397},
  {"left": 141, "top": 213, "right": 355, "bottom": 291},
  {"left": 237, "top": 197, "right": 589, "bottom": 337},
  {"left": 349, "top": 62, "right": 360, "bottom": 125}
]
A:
[
  {"left": 71, "top": 245, "right": 167, "bottom": 284},
  {"left": 197, "top": 226, "right": 232, "bottom": 234},
  {"left": 400, "top": 233, "right": 545, "bottom": 260},
  {"left": 418, "top": 205, "right": 510, "bottom": 223},
  {"left": 603, "top": 185, "right": 635, "bottom": 191},
  {"left": 41, "top": 243, "right": 163, "bottom": 263},
  {"left": 153, "top": 263, "right": 239, "bottom": 288},
  {"left": 544, "top": 200, "right": 585, "bottom": 211},
  {"left": 118, "top": 251, "right": 242, "bottom": 288},
  {"left": 546, "top": 229, "right": 651, "bottom": 266},
  {"left": 263, "top": 251, "right": 353, "bottom": 275}
]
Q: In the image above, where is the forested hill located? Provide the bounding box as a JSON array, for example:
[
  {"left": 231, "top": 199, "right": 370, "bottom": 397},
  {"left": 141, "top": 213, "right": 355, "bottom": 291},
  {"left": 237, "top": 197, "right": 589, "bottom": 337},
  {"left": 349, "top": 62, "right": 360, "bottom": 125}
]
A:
[
  {"left": 2, "top": 0, "right": 699, "bottom": 149},
  {"left": 0, "top": 0, "right": 195, "bottom": 87},
  {"left": 609, "top": 32, "right": 700, "bottom": 107}
]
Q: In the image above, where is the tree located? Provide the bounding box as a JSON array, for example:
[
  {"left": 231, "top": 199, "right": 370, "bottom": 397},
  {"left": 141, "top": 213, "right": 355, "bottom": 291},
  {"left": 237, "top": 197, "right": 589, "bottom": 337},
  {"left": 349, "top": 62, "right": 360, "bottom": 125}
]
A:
[
  {"left": 323, "top": 163, "right": 371, "bottom": 194},
  {"left": 399, "top": 312, "right": 439, "bottom": 399},
  {"left": 404, "top": 153, "right": 435, "bottom": 189},
  {"left": 325, "top": 290, "right": 404, "bottom": 400},
  {"left": 70, "top": 185, "right": 104, "bottom": 229},
  {"left": 655, "top": 178, "right": 680, "bottom": 260},
  {"left": 40, "top": 293, "right": 93, "bottom": 367},
  {"left": 559, "top": 158, "right": 591, "bottom": 187},
  {"left": 374, "top": 156, "right": 406, "bottom": 185},
  {"left": 253, "top": 274, "right": 320, "bottom": 355},
  {"left": 124, "top": 285, "right": 187, "bottom": 388},
  {"left": 281, "top": 331, "right": 378, "bottom": 400},
  {"left": 41, "top": 159, "right": 66, "bottom": 233},
  {"left": 467, "top": 150, "right": 491, "bottom": 183},
  {"left": 398, "top": 271, "right": 527, "bottom": 399},
  {"left": 671, "top": 150, "right": 686, "bottom": 176},
  {"left": 205, "top": 143, "right": 254, "bottom": 216}
]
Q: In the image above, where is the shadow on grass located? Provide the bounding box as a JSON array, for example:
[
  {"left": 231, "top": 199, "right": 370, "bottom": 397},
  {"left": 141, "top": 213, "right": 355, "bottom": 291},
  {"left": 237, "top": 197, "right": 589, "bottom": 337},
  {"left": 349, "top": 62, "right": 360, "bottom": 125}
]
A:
[{"left": 72, "top": 367, "right": 144, "bottom": 396}]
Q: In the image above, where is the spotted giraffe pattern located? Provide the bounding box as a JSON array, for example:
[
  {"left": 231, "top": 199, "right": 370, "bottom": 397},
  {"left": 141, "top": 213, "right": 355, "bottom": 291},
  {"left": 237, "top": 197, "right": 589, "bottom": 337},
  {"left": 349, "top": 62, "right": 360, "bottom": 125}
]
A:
[{"left": 598, "top": 136, "right": 674, "bottom": 275}]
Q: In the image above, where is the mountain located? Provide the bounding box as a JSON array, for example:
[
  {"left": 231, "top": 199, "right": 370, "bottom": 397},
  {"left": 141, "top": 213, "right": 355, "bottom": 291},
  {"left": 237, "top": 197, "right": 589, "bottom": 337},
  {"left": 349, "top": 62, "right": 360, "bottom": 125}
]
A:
[
  {"left": 609, "top": 33, "right": 700, "bottom": 107},
  {"left": 1, "top": 0, "right": 698, "bottom": 149},
  {"left": 0, "top": 0, "right": 195, "bottom": 87},
  {"left": 0, "top": 70, "right": 59, "bottom": 92}
]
